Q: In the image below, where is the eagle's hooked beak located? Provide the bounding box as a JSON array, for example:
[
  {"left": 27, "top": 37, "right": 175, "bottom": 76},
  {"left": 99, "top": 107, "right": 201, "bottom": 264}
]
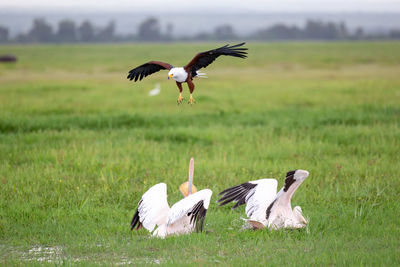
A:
[{"left": 168, "top": 74, "right": 173, "bottom": 79}]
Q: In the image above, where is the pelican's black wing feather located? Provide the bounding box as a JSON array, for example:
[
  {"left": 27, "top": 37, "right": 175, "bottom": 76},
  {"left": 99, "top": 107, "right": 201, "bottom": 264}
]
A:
[
  {"left": 217, "top": 182, "right": 257, "bottom": 209},
  {"left": 130, "top": 200, "right": 143, "bottom": 230},
  {"left": 187, "top": 200, "right": 208, "bottom": 232}
]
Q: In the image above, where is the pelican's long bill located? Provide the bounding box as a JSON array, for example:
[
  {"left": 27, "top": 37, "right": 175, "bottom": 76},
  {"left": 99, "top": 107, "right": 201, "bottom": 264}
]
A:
[{"left": 179, "top": 157, "right": 197, "bottom": 197}]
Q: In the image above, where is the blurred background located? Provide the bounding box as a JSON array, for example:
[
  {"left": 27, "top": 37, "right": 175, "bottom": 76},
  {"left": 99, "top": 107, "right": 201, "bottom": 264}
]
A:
[{"left": 1, "top": 0, "right": 400, "bottom": 43}]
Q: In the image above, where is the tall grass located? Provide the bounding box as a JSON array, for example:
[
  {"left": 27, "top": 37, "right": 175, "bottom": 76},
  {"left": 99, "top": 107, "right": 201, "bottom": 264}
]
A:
[{"left": 0, "top": 42, "right": 399, "bottom": 265}]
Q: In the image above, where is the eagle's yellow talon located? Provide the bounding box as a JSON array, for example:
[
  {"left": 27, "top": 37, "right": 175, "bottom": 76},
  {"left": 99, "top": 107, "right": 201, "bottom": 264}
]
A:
[
  {"left": 177, "top": 95, "right": 184, "bottom": 104},
  {"left": 188, "top": 95, "right": 195, "bottom": 105}
]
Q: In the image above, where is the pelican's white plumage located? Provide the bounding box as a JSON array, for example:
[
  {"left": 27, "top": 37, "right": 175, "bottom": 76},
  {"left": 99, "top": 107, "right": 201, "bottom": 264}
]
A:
[
  {"left": 167, "top": 189, "right": 212, "bottom": 226},
  {"left": 218, "top": 170, "right": 309, "bottom": 230},
  {"left": 131, "top": 183, "right": 212, "bottom": 238},
  {"left": 135, "top": 183, "right": 169, "bottom": 232},
  {"left": 244, "top": 179, "right": 278, "bottom": 225}
]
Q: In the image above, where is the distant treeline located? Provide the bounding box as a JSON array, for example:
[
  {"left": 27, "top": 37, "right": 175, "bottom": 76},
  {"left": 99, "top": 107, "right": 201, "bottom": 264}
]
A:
[{"left": 1, "top": 17, "right": 400, "bottom": 44}]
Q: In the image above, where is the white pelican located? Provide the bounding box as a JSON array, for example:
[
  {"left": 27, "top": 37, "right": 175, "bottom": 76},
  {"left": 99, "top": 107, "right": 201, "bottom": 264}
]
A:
[
  {"left": 130, "top": 158, "right": 212, "bottom": 238},
  {"left": 217, "top": 170, "right": 309, "bottom": 230}
]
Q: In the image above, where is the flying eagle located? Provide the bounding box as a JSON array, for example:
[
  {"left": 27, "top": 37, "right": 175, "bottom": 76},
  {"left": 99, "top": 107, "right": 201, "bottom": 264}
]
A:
[
  {"left": 217, "top": 170, "right": 309, "bottom": 230},
  {"left": 127, "top": 43, "right": 248, "bottom": 104}
]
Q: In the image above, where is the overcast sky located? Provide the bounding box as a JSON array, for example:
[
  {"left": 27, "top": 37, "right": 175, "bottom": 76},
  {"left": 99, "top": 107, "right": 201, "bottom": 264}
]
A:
[{"left": 1, "top": 0, "right": 400, "bottom": 13}]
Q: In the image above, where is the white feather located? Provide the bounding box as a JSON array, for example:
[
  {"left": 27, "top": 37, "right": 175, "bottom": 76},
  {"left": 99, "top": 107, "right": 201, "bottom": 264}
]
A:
[
  {"left": 245, "top": 179, "right": 278, "bottom": 225},
  {"left": 137, "top": 183, "right": 170, "bottom": 231},
  {"left": 167, "top": 189, "right": 212, "bottom": 226},
  {"left": 133, "top": 185, "right": 212, "bottom": 238},
  {"left": 148, "top": 83, "right": 161, "bottom": 96},
  {"left": 195, "top": 71, "right": 208, "bottom": 78}
]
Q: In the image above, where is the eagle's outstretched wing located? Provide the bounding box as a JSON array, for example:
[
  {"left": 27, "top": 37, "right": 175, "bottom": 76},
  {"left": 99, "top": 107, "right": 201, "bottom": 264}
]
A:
[
  {"left": 184, "top": 43, "right": 248, "bottom": 76},
  {"left": 130, "top": 183, "right": 170, "bottom": 231},
  {"left": 127, "top": 61, "right": 173, "bottom": 82}
]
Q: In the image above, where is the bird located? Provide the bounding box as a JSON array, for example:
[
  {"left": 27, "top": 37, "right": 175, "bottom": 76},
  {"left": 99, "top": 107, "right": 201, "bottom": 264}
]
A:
[
  {"left": 148, "top": 83, "right": 161, "bottom": 96},
  {"left": 130, "top": 183, "right": 212, "bottom": 238},
  {"left": 127, "top": 43, "right": 248, "bottom": 105},
  {"left": 217, "top": 169, "right": 309, "bottom": 230},
  {"left": 130, "top": 158, "right": 212, "bottom": 238}
]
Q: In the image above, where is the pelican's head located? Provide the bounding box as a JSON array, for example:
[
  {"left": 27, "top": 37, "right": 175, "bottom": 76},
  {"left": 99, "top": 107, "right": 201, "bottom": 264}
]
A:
[
  {"left": 179, "top": 181, "right": 197, "bottom": 197},
  {"left": 294, "top": 169, "right": 309, "bottom": 181},
  {"left": 283, "top": 169, "right": 309, "bottom": 192},
  {"left": 180, "top": 157, "right": 196, "bottom": 197},
  {"left": 168, "top": 69, "right": 177, "bottom": 80}
]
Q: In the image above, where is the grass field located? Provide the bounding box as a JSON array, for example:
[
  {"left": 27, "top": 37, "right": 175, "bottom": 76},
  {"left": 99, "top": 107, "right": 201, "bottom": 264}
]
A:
[{"left": 0, "top": 42, "right": 399, "bottom": 265}]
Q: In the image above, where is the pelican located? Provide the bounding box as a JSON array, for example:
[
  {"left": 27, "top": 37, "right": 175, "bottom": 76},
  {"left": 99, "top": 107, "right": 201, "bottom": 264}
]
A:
[
  {"left": 130, "top": 158, "right": 212, "bottom": 238},
  {"left": 217, "top": 170, "right": 309, "bottom": 230}
]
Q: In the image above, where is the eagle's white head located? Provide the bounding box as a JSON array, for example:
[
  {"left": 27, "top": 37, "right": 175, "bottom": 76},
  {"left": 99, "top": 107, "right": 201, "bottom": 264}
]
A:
[
  {"left": 168, "top": 67, "right": 188, "bottom": 83},
  {"left": 168, "top": 68, "right": 176, "bottom": 79}
]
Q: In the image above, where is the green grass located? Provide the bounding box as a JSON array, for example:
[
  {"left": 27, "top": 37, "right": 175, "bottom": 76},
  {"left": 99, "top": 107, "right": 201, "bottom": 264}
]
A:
[{"left": 0, "top": 42, "right": 399, "bottom": 265}]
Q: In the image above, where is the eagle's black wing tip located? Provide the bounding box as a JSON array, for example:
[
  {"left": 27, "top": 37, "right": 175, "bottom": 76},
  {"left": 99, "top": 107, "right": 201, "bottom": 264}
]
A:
[
  {"left": 127, "top": 70, "right": 134, "bottom": 80},
  {"left": 231, "top": 42, "right": 246, "bottom": 47},
  {"left": 189, "top": 42, "right": 248, "bottom": 72},
  {"left": 126, "top": 62, "right": 166, "bottom": 82},
  {"left": 127, "top": 69, "right": 139, "bottom": 82}
]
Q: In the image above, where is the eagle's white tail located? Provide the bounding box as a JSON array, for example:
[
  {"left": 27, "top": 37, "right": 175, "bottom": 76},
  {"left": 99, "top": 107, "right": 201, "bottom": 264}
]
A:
[{"left": 195, "top": 71, "right": 208, "bottom": 78}]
